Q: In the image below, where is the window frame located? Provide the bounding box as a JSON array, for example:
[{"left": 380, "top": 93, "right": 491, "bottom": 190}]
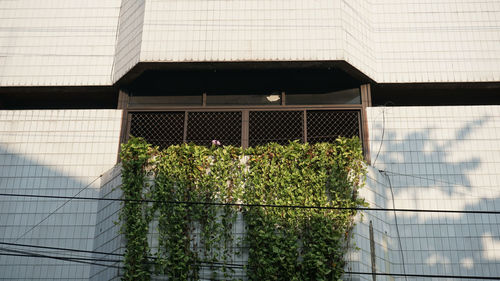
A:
[{"left": 119, "top": 85, "right": 372, "bottom": 163}]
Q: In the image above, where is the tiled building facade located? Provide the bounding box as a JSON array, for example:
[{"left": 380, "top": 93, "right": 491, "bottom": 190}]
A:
[{"left": 0, "top": 1, "right": 500, "bottom": 280}]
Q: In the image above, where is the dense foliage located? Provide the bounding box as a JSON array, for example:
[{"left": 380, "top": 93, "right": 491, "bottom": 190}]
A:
[{"left": 119, "top": 137, "right": 366, "bottom": 281}]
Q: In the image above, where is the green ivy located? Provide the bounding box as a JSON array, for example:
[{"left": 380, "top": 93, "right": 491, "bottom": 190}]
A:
[
  {"left": 119, "top": 137, "right": 154, "bottom": 281},
  {"left": 119, "top": 137, "right": 366, "bottom": 281}
]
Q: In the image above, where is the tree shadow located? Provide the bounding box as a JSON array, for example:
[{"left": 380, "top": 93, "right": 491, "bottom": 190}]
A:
[
  {"left": 0, "top": 143, "right": 106, "bottom": 280},
  {"left": 362, "top": 111, "right": 500, "bottom": 280}
]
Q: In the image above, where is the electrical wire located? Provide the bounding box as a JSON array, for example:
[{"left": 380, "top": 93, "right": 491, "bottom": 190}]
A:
[
  {"left": 0, "top": 247, "right": 246, "bottom": 269},
  {"left": 372, "top": 107, "right": 385, "bottom": 166},
  {"left": 345, "top": 271, "right": 500, "bottom": 280},
  {"left": 382, "top": 170, "right": 470, "bottom": 188},
  {"left": 1, "top": 250, "right": 499, "bottom": 280},
  {"left": 11, "top": 173, "right": 104, "bottom": 243},
  {"left": 381, "top": 170, "right": 408, "bottom": 281},
  {"left": 0, "top": 242, "right": 248, "bottom": 269},
  {"left": 0, "top": 241, "right": 122, "bottom": 258},
  {"left": 1, "top": 192, "right": 499, "bottom": 214},
  {"left": 0, "top": 248, "right": 121, "bottom": 269}
]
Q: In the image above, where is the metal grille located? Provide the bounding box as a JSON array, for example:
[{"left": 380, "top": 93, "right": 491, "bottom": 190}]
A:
[
  {"left": 128, "top": 110, "right": 361, "bottom": 149},
  {"left": 249, "top": 111, "right": 303, "bottom": 146},
  {"left": 129, "top": 112, "right": 184, "bottom": 149},
  {"left": 186, "top": 111, "right": 242, "bottom": 146},
  {"left": 306, "top": 110, "right": 360, "bottom": 143}
]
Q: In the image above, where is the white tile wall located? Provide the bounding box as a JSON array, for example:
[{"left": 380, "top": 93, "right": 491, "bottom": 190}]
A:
[
  {"left": 135, "top": 0, "right": 500, "bottom": 83},
  {"left": 347, "top": 166, "right": 400, "bottom": 281},
  {"left": 112, "top": 0, "right": 145, "bottom": 82},
  {"left": 89, "top": 165, "right": 123, "bottom": 281},
  {"left": 1, "top": 0, "right": 499, "bottom": 85},
  {"left": 0, "top": 0, "right": 121, "bottom": 86},
  {"left": 373, "top": 0, "right": 500, "bottom": 83},
  {"left": 366, "top": 106, "right": 500, "bottom": 279},
  {"left": 140, "top": 0, "right": 344, "bottom": 63},
  {"left": 341, "top": 0, "right": 377, "bottom": 81},
  {"left": 0, "top": 110, "right": 122, "bottom": 280}
]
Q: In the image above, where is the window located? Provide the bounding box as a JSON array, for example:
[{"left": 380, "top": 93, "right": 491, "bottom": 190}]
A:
[{"left": 129, "top": 109, "right": 360, "bottom": 149}]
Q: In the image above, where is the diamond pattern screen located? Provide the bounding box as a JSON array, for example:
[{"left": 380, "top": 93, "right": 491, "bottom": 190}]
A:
[
  {"left": 249, "top": 111, "right": 303, "bottom": 146},
  {"left": 307, "top": 111, "right": 360, "bottom": 143},
  {"left": 129, "top": 110, "right": 361, "bottom": 148},
  {"left": 129, "top": 111, "right": 185, "bottom": 149},
  {"left": 186, "top": 111, "right": 242, "bottom": 146}
]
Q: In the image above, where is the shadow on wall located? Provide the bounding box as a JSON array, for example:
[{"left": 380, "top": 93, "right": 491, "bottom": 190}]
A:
[
  {"left": 0, "top": 144, "right": 107, "bottom": 280},
  {"left": 371, "top": 112, "right": 500, "bottom": 278}
]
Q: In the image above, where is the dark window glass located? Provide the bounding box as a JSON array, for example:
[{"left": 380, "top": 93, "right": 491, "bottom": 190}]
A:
[
  {"left": 129, "top": 112, "right": 185, "bottom": 149},
  {"left": 286, "top": 88, "right": 360, "bottom": 105},
  {"left": 207, "top": 93, "right": 281, "bottom": 106},
  {"left": 129, "top": 94, "right": 202, "bottom": 107},
  {"left": 249, "top": 111, "right": 303, "bottom": 146},
  {"left": 307, "top": 110, "right": 360, "bottom": 143},
  {"left": 186, "top": 111, "right": 242, "bottom": 146}
]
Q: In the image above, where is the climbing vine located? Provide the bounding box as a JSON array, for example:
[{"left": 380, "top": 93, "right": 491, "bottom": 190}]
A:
[
  {"left": 119, "top": 137, "right": 155, "bottom": 281},
  {"left": 119, "top": 137, "right": 366, "bottom": 281}
]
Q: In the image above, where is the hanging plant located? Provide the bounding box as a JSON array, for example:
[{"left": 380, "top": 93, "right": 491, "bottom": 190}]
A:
[
  {"left": 119, "top": 137, "right": 366, "bottom": 281},
  {"left": 119, "top": 137, "right": 155, "bottom": 281}
]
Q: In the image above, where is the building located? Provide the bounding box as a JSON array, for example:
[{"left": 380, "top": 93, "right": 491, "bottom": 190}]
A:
[{"left": 0, "top": 0, "right": 500, "bottom": 280}]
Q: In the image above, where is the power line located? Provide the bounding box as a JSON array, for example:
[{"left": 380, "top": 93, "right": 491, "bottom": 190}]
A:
[
  {"left": 1, "top": 250, "right": 500, "bottom": 280},
  {"left": 383, "top": 170, "right": 470, "bottom": 187},
  {"left": 0, "top": 247, "right": 121, "bottom": 263},
  {"left": 1, "top": 192, "right": 499, "bottom": 214},
  {"left": 382, "top": 170, "right": 408, "bottom": 281},
  {"left": 346, "top": 271, "right": 500, "bottom": 280},
  {"left": 10, "top": 174, "right": 104, "bottom": 243},
  {"left": 0, "top": 241, "right": 247, "bottom": 269},
  {"left": 0, "top": 247, "right": 246, "bottom": 269},
  {"left": 372, "top": 107, "right": 385, "bottom": 166},
  {"left": 0, "top": 241, "right": 248, "bottom": 268},
  {"left": 0, "top": 247, "right": 121, "bottom": 269},
  {"left": 0, "top": 241, "right": 122, "bottom": 258}
]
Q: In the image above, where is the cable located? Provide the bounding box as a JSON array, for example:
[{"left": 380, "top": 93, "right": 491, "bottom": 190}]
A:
[
  {"left": 381, "top": 170, "right": 408, "bottom": 281},
  {"left": 1, "top": 192, "right": 500, "bottom": 214},
  {"left": 0, "top": 248, "right": 121, "bottom": 269},
  {"left": 0, "top": 252, "right": 122, "bottom": 269},
  {"left": 369, "top": 169, "right": 490, "bottom": 199},
  {"left": 382, "top": 170, "right": 468, "bottom": 188},
  {"left": 2, "top": 250, "right": 500, "bottom": 280},
  {"left": 0, "top": 241, "right": 122, "bottom": 258},
  {"left": 0, "top": 247, "right": 246, "bottom": 269},
  {"left": 11, "top": 174, "right": 104, "bottom": 243},
  {"left": 0, "top": 247, "right": 120, "bottom": 262},
  {"left": 372, "top": 107, "right": 385, "bottom": 166},
  {"left": 344, "top": 271, "right": 500, "bottom": 280},
  {"left": 0, "top": 241, "right": 249, "bottom": 269}
]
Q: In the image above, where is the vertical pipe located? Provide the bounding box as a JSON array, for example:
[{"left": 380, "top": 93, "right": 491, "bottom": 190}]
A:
[
  {"left": 369, "top": 220, "right": 377, "bottom": 281},
  {"left": 183, "top": 111, "right": 188, "bottom": 143},
  {"left": 242, "top": 110, "right": 249, "bottom": 148}
]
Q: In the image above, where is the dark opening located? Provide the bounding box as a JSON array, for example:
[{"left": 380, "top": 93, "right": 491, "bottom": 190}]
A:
[
  {"left": 249, "top": 111, "right": 303, "bottom": 146},
  {"left": 126, "top": 68, "right": 362, "bottom": 94},
  {"left": 129, "top": 112, "right": 185, "bottom": 149},
  {"left": 372, "top": 83, "right": 500, "bottom": 106},
  {"left": 0, "top": 87, "right": 118, "bottom": 109},
  {"left": 307, "top": 111, "right": 360, "bottom": 143},
  {"left": 186, "top": 111, "right": 242, "bottom": 146}
]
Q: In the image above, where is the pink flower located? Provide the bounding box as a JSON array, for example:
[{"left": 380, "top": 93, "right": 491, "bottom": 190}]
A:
[{"left": 211, "top": 140, "right": 221, "bottom": 146}]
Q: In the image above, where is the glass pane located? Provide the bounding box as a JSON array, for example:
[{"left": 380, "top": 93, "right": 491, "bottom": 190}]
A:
[
  {"left": 249, "top": 111, "right": 303, "bottom": 146},
  {"left": 286, "top": 88, "right": 360, "bottom": 105},
  {"left": 187, "top": 111, "right": 242, "bottom": 146},
  {"left": 207, "top": 93, "right": 281, "bottom": 106},
  {"left": 129, "top": 94, "right": 202, "bottom": 107},
  {"left": 129, "top": 112, "right": 185, "bottom": 149},
  {"left": 307, "top": 111, "right": 360, "bottom": 144}
]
